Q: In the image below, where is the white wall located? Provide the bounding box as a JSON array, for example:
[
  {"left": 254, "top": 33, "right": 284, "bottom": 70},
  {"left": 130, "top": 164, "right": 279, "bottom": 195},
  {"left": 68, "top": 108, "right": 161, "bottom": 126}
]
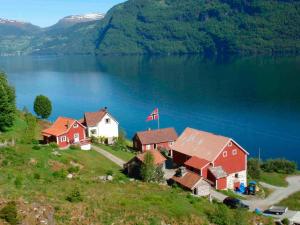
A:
[
  {"left": 227, "top": 170, "right": 247, "bottom": 190},
  {"left": 87, "top": 113, "right": 119, "bottom": 139}
]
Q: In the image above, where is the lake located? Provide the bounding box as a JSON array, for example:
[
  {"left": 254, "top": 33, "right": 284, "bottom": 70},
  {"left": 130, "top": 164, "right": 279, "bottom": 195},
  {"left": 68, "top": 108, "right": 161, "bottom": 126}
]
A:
[{"left": 0, "top": 55, "right": 299, "bottom": 165}]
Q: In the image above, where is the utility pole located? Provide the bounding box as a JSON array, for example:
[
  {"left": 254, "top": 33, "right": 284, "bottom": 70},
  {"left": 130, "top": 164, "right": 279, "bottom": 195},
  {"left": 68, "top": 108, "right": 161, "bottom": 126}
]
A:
[{"left": 258, "top": 147, "right": 261, "bottom": 162}]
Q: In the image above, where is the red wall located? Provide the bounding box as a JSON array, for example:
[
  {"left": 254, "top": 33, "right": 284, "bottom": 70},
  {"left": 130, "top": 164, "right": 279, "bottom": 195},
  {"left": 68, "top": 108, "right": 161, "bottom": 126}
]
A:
[
  {"left": 57, "top": 121, "right": 86, "bottom": 148},
  {"left": 133, "top": 136, "right": 174, "bottom": 152},
  {"left": 217, "top": 177, "right": 227, "bottom": 190},
  {"left": 213, "top": 141, "right": 247, "bottom": 174}
]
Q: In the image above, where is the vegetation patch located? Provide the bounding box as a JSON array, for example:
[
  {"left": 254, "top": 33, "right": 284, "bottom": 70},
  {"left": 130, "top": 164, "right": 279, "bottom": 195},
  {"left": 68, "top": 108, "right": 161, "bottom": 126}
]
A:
[{"left": 279, "top": 191, "right": 300, "bottom": 211}]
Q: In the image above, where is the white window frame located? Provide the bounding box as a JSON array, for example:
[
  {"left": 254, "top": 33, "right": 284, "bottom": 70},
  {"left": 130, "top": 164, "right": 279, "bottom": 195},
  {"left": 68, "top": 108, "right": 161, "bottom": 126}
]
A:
[
  {"left": 232, "top": 149, "right": 237, "bottom": 156},
  {"left": 73, "top": 123, "right": 79, "bottom": 128},
  {"left": 228, "top": 142, "right": 232, "bottom": 147},
  {"left": 60, "top": 136, "right": 67, "bottom": 142},
  {"left": 74, "top": 133, "right": 79, "bottom": 139},
  {"left": 146, "top": 144, "right": 151, "bottom": 150},
  {"left": 223, "top": 151, "right": 227, "bottom": 158},
  {"left": 169, "top": 141, "right": 174, "bottom": 146}
]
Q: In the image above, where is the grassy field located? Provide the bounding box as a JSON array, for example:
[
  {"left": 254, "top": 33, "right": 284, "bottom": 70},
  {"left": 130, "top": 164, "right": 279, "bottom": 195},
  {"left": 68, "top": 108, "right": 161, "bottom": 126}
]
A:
[
  {"left": 279, "top": 191, "right": 300, "bottom": 210},
  {"left": 96, "top": 143, "right": 135, "bottom": 162},
  {"left": 259, "top": 172, "right": 289, "bottom": 187},
  {"left": 0, "top": 113, "right": 271, "bottom": 225}
]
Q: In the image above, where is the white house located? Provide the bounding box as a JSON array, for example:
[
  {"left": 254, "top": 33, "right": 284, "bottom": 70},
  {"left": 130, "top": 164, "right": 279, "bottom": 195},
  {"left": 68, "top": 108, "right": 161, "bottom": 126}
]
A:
[{"left": 82, "top": 107, "right": 119, "bottom": 144}]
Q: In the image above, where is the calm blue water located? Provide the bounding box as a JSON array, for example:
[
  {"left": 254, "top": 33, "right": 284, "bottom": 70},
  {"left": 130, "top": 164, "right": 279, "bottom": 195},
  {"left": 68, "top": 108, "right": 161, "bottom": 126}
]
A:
[{"left": 0, "top": 55, "right": 299, "bottom": 165}]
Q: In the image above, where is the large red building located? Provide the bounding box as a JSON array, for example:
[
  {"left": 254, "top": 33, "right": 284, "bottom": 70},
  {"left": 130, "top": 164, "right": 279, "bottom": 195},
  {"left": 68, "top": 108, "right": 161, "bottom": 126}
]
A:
[
  {"left": 42, "top": 117, "right": 87, "bottom": 148},
  {"left": 132, "top": 128, "right": 178, "bottom": 153},
  {"left": 172, "top": 128, "right": 249, "bottom": 190}
]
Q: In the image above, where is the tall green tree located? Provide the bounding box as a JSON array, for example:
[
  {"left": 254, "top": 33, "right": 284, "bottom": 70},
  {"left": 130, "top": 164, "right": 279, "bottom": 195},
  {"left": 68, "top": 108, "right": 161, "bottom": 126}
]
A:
[
  {"left": 33, "top": 95, "right": 52, "bottom": 119},
  {"left": 140, "top": 152, "right": 155, "bottom": 182},
  {"left": 0, "top": 72, "right": 16, "bottom": 131}
]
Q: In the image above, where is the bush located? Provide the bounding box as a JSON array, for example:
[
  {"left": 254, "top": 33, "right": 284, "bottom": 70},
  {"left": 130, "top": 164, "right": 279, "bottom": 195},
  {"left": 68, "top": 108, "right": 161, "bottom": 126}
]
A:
[
  {"left": 281, "top": 218, "right": 289, "bottom": 225},
  {"left": 52, "top": 169, "right": 67, "bottom": 179},
  {"left": 33, "top": 95, "right": 52, "bottom": 119},
  {"left": 67, "top": 166, "right": 80, "bottom": 174},
  {"left": 248, "top": 158, "right": 261, "bottom": 179},
  {"left": 32, "top": 145, "right": 41, "bottom": 150},
  {"left": 66, "top": 188, "right": 83, "bottom": 203},
  {"left": 49, "top": 143, "right": 58, "bottom": 149},
  {"left": 69, "top": 145, "right": 80, "bottom": 150},
  {"left": 0, "top": 201, "right": 19, "bottom": 225},
  {"left": 261, "top": 159, "right": 297, "bottom": 174},
  {"left": 33, "top": 173, "right": 41, "bottom": 180},
  {"left": 14, "top": 176, "right": 22, "bottom": 189},
  {"left": 106, "top": 170, "right": 114, "bottom": 176}
]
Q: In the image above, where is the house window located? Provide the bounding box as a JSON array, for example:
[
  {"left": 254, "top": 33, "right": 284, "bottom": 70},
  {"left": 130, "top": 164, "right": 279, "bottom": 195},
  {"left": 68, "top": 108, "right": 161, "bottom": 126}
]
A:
[
  {"left": 91, "top": 129, "right": 97, "bottom": 135},
  {"left": 235, "top": 173, "right": 239, "bottom": 178},
  {"left": 169, "top": 141, "right": 174, "bottom": 146},
  {"left": 105, "top": 118, "right": 111, "bottom": 124},
  {"left": 228, "top": 142, "right": 232, "bottom": 147},
  {"left": 146, "top": 145, "right": 151, "bottom": 150},
  {"left": 60, "top": 136, "right": 67, "bottom": 142},
  {"left": 73, "top": 123, "right": 78, "bottom": 128},
  {"left": 223, "top": 151, "right": 227, "bottom": 158},
  {"left": 232, "top": 149, "right": 237, "bottom": 156}
]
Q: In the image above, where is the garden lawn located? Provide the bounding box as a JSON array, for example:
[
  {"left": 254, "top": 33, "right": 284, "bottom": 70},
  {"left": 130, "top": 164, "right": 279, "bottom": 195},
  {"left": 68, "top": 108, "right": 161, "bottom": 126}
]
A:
[
  {"left": 279, "top": 191, "right": 300, "bottom": 210},
  {"left": 260, "top": 172, "right": 288, "bottom": 187},
  {"left": 97, "top": 143, "right": 135, "bottom": 161}
]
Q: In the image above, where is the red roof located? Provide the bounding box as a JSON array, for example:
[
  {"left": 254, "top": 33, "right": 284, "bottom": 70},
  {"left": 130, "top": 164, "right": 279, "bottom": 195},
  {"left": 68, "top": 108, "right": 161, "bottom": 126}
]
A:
[
  {"left": 42, "top": 117, "right": 80, "bottom": 136},
  {"left": 84, "top": 108, "right": 107, "bottom": 127},
  {"left": 171, "top": 170, "right": 202, "bottom": 190},
  {"left": 136, "top": 150, "right": 166, "bottom": 165},
  {"left": 184, "top": 156, "right": 210, "bottom": 170},
  {"left": 135, "top": 128, "right": 178, "bottom": 145}
]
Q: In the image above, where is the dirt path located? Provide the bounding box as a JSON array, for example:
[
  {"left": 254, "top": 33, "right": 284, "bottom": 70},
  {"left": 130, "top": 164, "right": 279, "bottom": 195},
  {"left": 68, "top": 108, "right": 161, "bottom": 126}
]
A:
[
  {"left": 211, "top": 175, "right": 300, "bottom": 210},
  {"left": 92, "top": 145, "right": 125, "bottom": 168}
]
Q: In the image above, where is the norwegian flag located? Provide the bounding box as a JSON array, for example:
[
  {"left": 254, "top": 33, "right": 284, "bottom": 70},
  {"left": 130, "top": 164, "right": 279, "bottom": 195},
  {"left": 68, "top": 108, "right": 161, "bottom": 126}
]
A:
[{"left": 146, "top": 108, "right": 159, "bottom": 121}]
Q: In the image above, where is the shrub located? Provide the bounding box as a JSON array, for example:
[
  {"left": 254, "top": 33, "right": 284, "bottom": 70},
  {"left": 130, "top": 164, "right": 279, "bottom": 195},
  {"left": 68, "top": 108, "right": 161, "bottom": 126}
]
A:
[
  {"left": 261, "top": 158, "right": 297, "bottom": 174},
  {"left": 207, "top": 204, "right": 234, "bottom": 225},
  {"left": 32, "top": 145, "right": 41, "bottom": 150},
  {"left": 106, "top": 170, "right": 114, "bottom": 176},
  {"left": 0, "top": 201, "right": 19, "bottom": 225},
  {"left": 281, "top": 218, "right": 289, "bottom": 225},
  {"left": 14, "top": 176, "right": 23, "bottom": 189},
  {"left": 66, "top": 188, "right": 83, "bottom": 202},
  {"left": 52, "top": 169, "right": 67, "bottom": 179},
  {"left": 49, "top": 143, "right": 58, "bottom": 149},
  {"left": 247, "top": 158, "right": 261, "bottom": 179},
  {"left": 67, "top": 166, "right": 80, "bottom": 174},
  {"left": 69, "top": 145, "right": 80, "bottom": 150},
  {"left": 33, "top": 173, "right": 41, "bottom": 180}
]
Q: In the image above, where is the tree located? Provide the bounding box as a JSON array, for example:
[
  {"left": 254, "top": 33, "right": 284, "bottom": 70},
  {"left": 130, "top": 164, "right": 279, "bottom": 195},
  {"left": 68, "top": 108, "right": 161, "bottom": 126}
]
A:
[
  {"left": 33, "top": 95, "right": 52, "bottom": 119},
  {"left": 0, "top": 72, "right": 16, "bottom": 131},
  {"left": 140, "top": 152, "right": 155, "bottom": 182},
  {"left": 247, "top": 158, "right": 261, "bottom": 179}
]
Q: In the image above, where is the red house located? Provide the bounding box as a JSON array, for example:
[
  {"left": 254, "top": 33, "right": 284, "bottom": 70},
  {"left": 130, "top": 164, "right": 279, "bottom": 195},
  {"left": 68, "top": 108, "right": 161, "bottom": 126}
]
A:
[
  {"left": 132, "top": 128, "right": 178, "bottom": 153},
  {"left": 172, "top": 128, "right": 249, "bottom": 190},
  {"left": 42, "top": 117, "right": 87, "bottom": 148}
]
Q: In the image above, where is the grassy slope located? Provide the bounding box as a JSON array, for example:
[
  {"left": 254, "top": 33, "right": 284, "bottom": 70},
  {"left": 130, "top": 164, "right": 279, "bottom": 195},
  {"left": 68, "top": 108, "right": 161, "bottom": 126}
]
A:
[
  {"left": 0, "top": 114, "right": 270, "bottom": 224},
  {"left": 259, "top": 172, "right": 288, "bottom": 187},
  {"left": 96, "top": 143, "right": 135, "bottom": 162},
  {"left": 279, "top": 191, "right": 300, "bottom": 211}
]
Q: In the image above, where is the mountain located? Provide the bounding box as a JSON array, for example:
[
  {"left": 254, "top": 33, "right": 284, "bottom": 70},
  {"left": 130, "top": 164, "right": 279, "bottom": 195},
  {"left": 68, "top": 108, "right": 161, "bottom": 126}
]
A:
[
  {"left": 94, "top": 0, "right": 300, "bottom": 56},
  {"left": 47, "top": 13, "right": 105, "bottom": 30},
  {"left": 0, "top": 18, "right": 40, "bottom": 36},
  {"left": 0, "top": 0, "right": 300, "bottom": 56}
]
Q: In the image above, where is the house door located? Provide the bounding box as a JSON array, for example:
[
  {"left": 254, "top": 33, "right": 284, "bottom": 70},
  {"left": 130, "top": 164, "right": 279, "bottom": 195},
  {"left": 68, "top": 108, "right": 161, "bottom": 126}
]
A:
[{"left": 74, "top": 133, "right": 80, "bottom": 143}]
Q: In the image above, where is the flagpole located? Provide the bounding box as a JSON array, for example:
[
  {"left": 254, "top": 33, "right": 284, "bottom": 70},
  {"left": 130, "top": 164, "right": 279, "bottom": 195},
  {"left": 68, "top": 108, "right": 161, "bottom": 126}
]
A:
[{"left": 158, "top": 113, "right": 160, "bottom": 129}]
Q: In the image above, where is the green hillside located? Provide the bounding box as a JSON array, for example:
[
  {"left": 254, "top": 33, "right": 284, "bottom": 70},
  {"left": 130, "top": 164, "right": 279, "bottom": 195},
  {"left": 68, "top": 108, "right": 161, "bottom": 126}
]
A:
[
  {"left": 95, "top": 0, "right": 300, "bottom": 55},
  {"left": 0, "top": 0, "right": 299, "bottom": 56}
]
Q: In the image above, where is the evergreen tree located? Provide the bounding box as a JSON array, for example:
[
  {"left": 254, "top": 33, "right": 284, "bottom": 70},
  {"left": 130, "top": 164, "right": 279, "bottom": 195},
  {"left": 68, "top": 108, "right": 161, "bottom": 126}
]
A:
[
  {"left": 0, "top": 72, "right": 16, "bottom": 131},
  {"left": 33, "top": 95, "right": 52, "bottom": 119}
]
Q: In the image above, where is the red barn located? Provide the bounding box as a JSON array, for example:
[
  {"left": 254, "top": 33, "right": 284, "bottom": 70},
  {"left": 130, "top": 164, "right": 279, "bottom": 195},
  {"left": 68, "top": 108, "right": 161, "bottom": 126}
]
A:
[
  {"left": 132, "top": 128, "right": 178, "bottom": 153},
  {"left": 172, "top": 128, "right": 249, "bottom": 190},
  {"left": 42, "top": 117, "right": 87, "bottom": 148}
]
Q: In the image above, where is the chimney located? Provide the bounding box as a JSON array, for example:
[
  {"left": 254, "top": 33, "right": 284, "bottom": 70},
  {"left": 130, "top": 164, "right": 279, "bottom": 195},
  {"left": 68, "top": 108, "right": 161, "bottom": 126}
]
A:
[{"left": 177, "top": 166, "right": 187, "bottom": 177}]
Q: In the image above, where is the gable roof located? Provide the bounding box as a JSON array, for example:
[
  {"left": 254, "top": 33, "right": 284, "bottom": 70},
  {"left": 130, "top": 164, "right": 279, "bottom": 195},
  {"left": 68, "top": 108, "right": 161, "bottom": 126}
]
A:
[
  {"left": 136, "top": 150, "right": 167, "bottom": 165},
  {"left": 171, "top": 170, "right": 203, "bottom": 190},
  {"left": 84, "top": 108, "right": 107, "bottom": 127},
  {"left": 184, "top": 156, "right": 210, "bottom": 170},
  {"left": 135, "top": 128, "right": 178, "bottom": 145},
  {"left": 172, "top": 127, "right": 248, "bottom": 162},
  {"left": 208, "top": 166, "right": 227, "bottom": 179},
  {"left": 42, "top": 117, "right": 83, "bottom": 137}
]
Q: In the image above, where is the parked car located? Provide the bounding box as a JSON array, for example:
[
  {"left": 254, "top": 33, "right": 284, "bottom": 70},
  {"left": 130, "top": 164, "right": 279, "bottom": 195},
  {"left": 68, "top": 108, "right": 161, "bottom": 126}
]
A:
[
  {"left": 223, "top": 197, "right": 249, "bottom": 209},
  {"left": 264, "top": 206, "right": 288, "bottom": 215}
]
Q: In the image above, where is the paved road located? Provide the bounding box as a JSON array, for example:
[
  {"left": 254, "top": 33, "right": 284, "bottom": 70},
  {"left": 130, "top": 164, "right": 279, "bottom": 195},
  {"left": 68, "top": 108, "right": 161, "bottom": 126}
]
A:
[
  {"left": 92, "top": 145, "right": 126, "bottom": 168},
  {"left": 211, "top": 175, "right": 300, "bottom": 211}
]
